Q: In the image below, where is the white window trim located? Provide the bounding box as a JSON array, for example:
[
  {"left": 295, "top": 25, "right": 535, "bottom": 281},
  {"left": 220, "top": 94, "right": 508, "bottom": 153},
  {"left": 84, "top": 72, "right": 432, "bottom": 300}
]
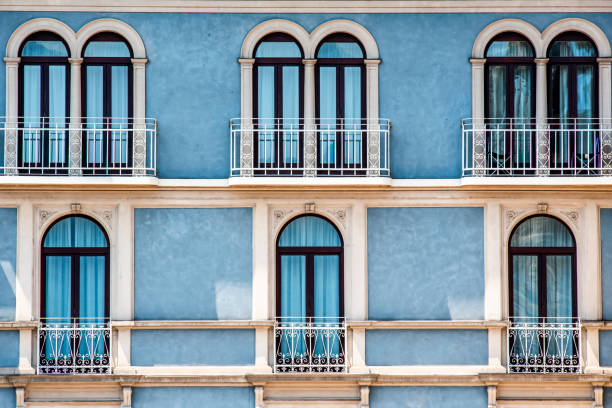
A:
[
  {"left": 238, "top": 19, "right": 381, "bottom": 176},
  {"left": 4, "top": 18, "right": 148, "bottom": 174}
]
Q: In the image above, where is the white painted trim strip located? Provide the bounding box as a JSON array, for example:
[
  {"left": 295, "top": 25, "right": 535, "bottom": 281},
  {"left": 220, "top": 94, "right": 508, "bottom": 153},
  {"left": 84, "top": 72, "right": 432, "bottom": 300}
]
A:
[
  {"left": 1, "top": 1, "right": 612, "bottom": 13},
  {"left": 112, "top": 320, "right": 274, "bottom": 329},
  {"left": 349, "top": 320, "right": 507, "bottom": 329}
]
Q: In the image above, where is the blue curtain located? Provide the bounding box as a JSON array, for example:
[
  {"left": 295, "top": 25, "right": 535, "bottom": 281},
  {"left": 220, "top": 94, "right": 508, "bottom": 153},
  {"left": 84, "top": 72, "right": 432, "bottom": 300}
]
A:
[
  {"left": 84, "top": 41, "right": 130, "bottom": 58},
  {"left": 319, "top": 67, "right": 337, "bottom": 165},
  {"left": 111, "top": 66, "right": 129, "bottom": 164},
  {"left": 511, "top": 216, "right": 573, "bottom": 247},
  {"left": 256, "top": 41, "right": 300, "bottom": 58},
  {"left": 48, "top": 65, "right": 66, "bottom": 164},
  {"left": 23, "top": 65, "right": 41, "bottom": 164},
  {"left": 79, "top": 256, "right": 106, "bottom": 359},
  {"left": 549, "top": 40, "right": 596, "bottom": 57},
  {"left": 21, "top": 41, "right": 68, "bottom": 57},
  {"left": 344, "top": 67, "right": 362, "bottom": 165},
  {"left": 487, "top": 41, "right": 534, "bottom": 57},
  {"left": 280, "top": 256, "right": 306, "bottom": 355},
  {"left": 282, "top": 66, "right": 299, "bottom": 165},
  {"left": 257, "top": 66, "right": 275, "bottom": 164},
  {"left": 45, "top": 256, "right": 71, "bottom": 360},
  {"left": 317, "top": 42, "right": 363, "bottom": 58},
  {"left": 86, "top": 66, "right": 104, "bottom": 165},
  {"left": 44, "top": 217, "right": 107, "bottom": 248},
  {"left": 278, "top": 216, "right": 341, "bottom": 247}
]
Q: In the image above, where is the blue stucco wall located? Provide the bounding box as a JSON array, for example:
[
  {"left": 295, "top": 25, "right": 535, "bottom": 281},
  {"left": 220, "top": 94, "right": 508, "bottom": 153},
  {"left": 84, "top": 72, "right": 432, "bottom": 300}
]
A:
[
  {"left": 132, "top": 387, "right": 253, "bottom": 408},
  {"left": 0, "top": 13, "right": 611, "bottom": 179},
  {"left": 366, "top": 329, "right": 488, "bottom": 365},
  {"left": 604, "top": 387, "right": 612, "bottom": 408},
  {"left": 0, "top": 208, "right": 17, "bottom": 321},
  {"left": 134, "top": 208, "right": 252, "bottom": 320},
  {"left": 601, "top": 209, "right": 612, "bottom": 320},
  {"left": 599, "top": 330, "right": 612, "bottom": 367},
  {"left": 0, "top": 331, "right": 19, "bottom": 367},
  {"left": 367, "top": 207, "right": 484, "bottom": 320},
  {"left": 131, "top": 329, "right": 255, "bottom": 366},
  {"left": 0, "top": 388, "right": 15, "bottom": 407},
  {"left": 370, "top": 386, "right": 487, "bottom": 408}
]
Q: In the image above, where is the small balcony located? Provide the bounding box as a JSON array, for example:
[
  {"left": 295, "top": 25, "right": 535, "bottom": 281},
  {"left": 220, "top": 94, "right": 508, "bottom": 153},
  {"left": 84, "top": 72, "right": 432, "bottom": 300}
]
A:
[
  {"left": 230, "top": 118, "right": 390, "bottom": 177},
  {"left": 507, "top": 317, "right": 581, "bottom": 374},
  {"left": 1, "top": 117, "right": 156, "bottom": 176},
  {"left": 462, "top": 118, "right": 612, "bottom": 176},
  {"left": 274, "top": 317, "right": 346, "bottom": 373},
  {"left": 37, "top": 318, "right": 111, "bottom": 375}
]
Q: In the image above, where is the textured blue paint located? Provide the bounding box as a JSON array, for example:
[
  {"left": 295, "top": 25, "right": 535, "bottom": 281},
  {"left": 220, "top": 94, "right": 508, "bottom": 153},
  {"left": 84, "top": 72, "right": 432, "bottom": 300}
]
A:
[
  {"left": 604, "top": 387, "right": 612, "bottom": 408},
  {"left": 366, "top": 330, "right": 488, "bottom": 365},
  {"left": 134, "top": 208, "right": 252, "bottom": 320},
  {"left": 370, "top": 386, "right": 487, "bottom": 408},
  {"left": 599, "top": 331, "right": 612, "bottom": 366},
  {"left": 0, "top": 331, "right": 19, "bottom": 367},
  {"left": 0, "top": 13, "right": 610, "bottom": 178},
  {"left": 131, "top": 329, "right": 254, "bottom": 366},
  {"left": 367, "top": 207, "right": 484, "bottom": 320},
  {"left": 132, "top": 387, "right": 254, "bottom": 408},
  {"left": 0, "top": 209, "right": 16, "bottom": 321},
  {"left": 601, "top": 210, "right": 612, "bottom": 319},
  {"left": 0, "top": 388, "right": 15, "bottom": 407}
]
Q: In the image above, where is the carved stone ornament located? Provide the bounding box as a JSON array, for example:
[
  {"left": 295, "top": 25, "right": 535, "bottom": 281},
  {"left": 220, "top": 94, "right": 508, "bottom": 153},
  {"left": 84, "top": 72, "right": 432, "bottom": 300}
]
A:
[
  {"left": 91, "top": 209, "right": 114, "bottom": 231},
  {"left": 272, "top": 206, "right": 349, "bottom": 234},
  {"left": 321, "top": 208, "right": 348, "bottom": 231},
  {"left": 504, "top": 208, "right": 530, "bottom": 232},
  {"left": 38, "top": 209, "right": 59, "bottom": 230},
  {"left": 272, "top": 208, "right": 301, "bottom": 231},
  {"left": 559, "top": 208, "right": 580, "bottom": 229}
]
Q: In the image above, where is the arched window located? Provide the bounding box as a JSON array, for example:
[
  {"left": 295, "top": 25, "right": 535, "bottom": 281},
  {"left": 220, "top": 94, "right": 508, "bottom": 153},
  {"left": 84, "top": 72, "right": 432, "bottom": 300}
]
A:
[
  {"left": 547, "top": 32, "right": 598, "bottom": 173},
  {"left": 316, "top": 34, "right": 366, "bottom": 172},
  {"left": 40, "top": 215, "right": 110, "bottom": 374},
  {"left": 82, "top": 32, "right": 133, "bottom": 173},
  {"left": 484, "top": 33, "right": 535, "bottom": 174},
  {"left": 254, "top": 33, "right": 303, "bottom": 173},
  {"left": 275, "top": 215, "right": 345, "bottom": 372},
  {"left": 508, "top": 215, "right": 578, "bottom": 373},
  {"left": 19, "top": 31, "right": 70, "bottom": 172}
]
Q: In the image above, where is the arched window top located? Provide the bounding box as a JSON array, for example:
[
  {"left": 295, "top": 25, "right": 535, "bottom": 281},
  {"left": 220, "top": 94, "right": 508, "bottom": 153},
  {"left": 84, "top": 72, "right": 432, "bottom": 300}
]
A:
[
  {"left": 44, "top": 216, "right": 108, "bottom": 248},
  {"left": 278, "top": 215, "right": 341, "bottom": 247},
  {"left": 20, "top": 31, "right": 68, "bottom": 57},
  {"left": 316, "top": 33, "right": 364, "bottom": 59},
  {"left": 83, "top": 32, "right": 132, "bottom": 58},
  {"left": 548, "top": 32, "right": 597, "bottom": 58},
  {"left": 510, "top": 215, "right": 574, "bottom": 248},
  {"left": 486, "top": 32, "right": 535, "bottom": 58},
  {"left": 255, "top": 33, "right": 302, "bottom": 58}
]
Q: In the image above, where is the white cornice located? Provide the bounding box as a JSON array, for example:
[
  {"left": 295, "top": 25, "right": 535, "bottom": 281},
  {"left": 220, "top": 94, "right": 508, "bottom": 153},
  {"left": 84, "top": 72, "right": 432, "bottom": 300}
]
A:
[{"left": 0, "top": 0, "right": 611, "bottom": 13}]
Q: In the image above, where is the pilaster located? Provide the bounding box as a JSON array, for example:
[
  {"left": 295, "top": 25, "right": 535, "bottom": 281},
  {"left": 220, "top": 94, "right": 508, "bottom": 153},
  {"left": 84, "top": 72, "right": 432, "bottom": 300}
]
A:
[
  {"left": 239, "top": 58, "right": 255, "bottom": 176},
  {"left": 470, "top": 58, "right": 486, "bottom": 175},
  {"left": 598, "top": 58, "right": 612, "bottom": 173},
  {"left": 365, "top": 59, "right": 381, "bottom": 176},
  {"left": 4, "top": 57, "right": 20, "bottom": 174},
  {"left": 68, "top": 58, "right": 83, "bottom": 175},
  {"left": 303, "top": 59, "right": 317, "bottom": 177},
  {"left": 535, "top": 58, "right": 550, "bottom": 175},
  {"left": 131, "top": 58, "right": 148, "bottom": 175}
]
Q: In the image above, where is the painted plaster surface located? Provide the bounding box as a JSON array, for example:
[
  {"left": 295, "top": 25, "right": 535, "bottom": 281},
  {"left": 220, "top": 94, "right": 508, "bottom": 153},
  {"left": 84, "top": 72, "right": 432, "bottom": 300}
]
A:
[
  {"left": 0, "top": 208, "right": 16, "bottom": 321},
  {"left": 0, "top": 13, "right": 611, "bottom": 178},
  {"left": 601, "top": 209, "right": 612, "bottom": 319},
  {"left": 0, "top": 388, "right": 15, "bottom": 407},
  {"left": 134, "top": 208, "right": 252, "bottom": 320},
  {"left": 131, "top": 329, "right": 254, "bottom": 365},
  {"left": 132, "top": 386, "right": 254, "bottom": 408},
  {"left": 370, "top": 386, "right": 487, "bottom": 408},
  {"left": 605, "top": 387, "right": 612, "bottom": 407},
  {"left": 367, "top": 207, "right": 484, "bottom": 320},
  {"left": 0, "top": 330, "right": 18, "bottom": 367},
  {"left": 366, "top": 329, "right": 488, "bottom": 365},
  {"left": 600, "top": 330, "right": 612, "bottom": 367}
]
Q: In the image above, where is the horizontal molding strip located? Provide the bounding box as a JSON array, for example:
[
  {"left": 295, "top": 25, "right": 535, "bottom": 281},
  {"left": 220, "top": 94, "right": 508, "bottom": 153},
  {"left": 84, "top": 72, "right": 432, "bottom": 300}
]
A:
[
  {"left": 0, "top": 0, "right": 611, "bottom": 13},
  {"left": 349, "top": 320, "right": 507, "bottom": 329},
  {"left": 112, "top": 320, "right": 274, "bottom": 329}
]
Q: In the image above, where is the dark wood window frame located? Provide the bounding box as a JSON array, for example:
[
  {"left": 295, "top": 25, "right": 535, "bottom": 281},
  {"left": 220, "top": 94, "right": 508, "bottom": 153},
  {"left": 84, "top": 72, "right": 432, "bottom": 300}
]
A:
[
  {"left": 315, "top": 33, "right": 367, "bottom": 173},
  {"left": 275, "top": 214, "right": 344, "bottom": 318},
  {"left": 40, "top": 215, "right": 111, "bottom": 321},
  {"left": 253, "top": 33, "right": 305, "bottom": 173},
  {"left": 18, "top": 31, "right": 71, "bottom": 173},
  {"left": 81, "top": 32, "right": 134, "bottom": 173},
  {"left": 508, "top": 214, "right": 578, "bottom": 320}
]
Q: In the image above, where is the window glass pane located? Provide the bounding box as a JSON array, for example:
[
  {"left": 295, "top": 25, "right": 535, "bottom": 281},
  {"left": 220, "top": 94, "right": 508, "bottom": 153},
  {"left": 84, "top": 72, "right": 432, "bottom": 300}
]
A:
[
  {"left": 23, "top": 65, "right": 41, "bottom": 164},
  {"left": 84, "top": 41, "right": 130, "bottom": 58},
  {"left": 282, "top": 66, "right": 299, "bottom": 164},
  {"left": 317, "top": 42, "right": 363, "bottom": 58},
  {"left": 511, "top": 216, "right": 573, "bottom": 247},
  {"left": 86, "top": 66, "right": 104, "bottom": 164},
  {"left": 344, "top": 66, "right": 362, "bottom": 164},
  {"left": 111, "top": 66, "right": 129, "bottom": 164},
  {"left": 48, "top": 65, "right": 66, "bottom": 164},
  {"left": 513, "top": 65, "right": 532, "bottom": 118},
  {"left": 513, "top": 255, "right": 538, "bottom": 318},
  {"left": 546, "top": 255, "right": 573, "bottom": 318},
  {"left": 314, "top": 255, "right": 339, "bottom": 318},
  {"left": 255, "top": 41, "right": 301, "bottom": 58},
  {"left": 80, "top": 256, "right": 106, "bottom": 320},
  {"left": 576, "top": 65, "right": 594, "bottom": 118},
  {"left": 549, "top": 40, "right": 596, "bottom": 57},
  {"left": 487, "top": 41, "right": 534, "bottom": 57},
  {"left": 319, "top": 67, "right": 336, "bottom": 165},
  {"left": 257, "top": 66, "right": 275, "bottom": 164},
  {"left": 550, "top": 65, "right": 570, "bottom": 119},
  {"left": 488, "top": 66, "right": 506, "bottom": 119},
  {"left": 280, "top": 255, "right": 306, "bottom": 317},
  {"left": 278, "top": 216, "right": 341, "bottom": 247},
  {"left": 22, "top": 41, "right": 67, "bottom": 57},
  {"left": 44, "top": 217, "right": 107, "bottom": 248},
  {"left": 45, "top": 256, "right": 71, "bottom": 319}
]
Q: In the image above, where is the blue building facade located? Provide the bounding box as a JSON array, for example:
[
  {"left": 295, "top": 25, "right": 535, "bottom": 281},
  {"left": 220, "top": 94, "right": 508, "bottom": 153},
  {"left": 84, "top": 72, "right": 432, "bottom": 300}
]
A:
[{"left": 0, "top": 1, "right": 610, "bottom": 407}]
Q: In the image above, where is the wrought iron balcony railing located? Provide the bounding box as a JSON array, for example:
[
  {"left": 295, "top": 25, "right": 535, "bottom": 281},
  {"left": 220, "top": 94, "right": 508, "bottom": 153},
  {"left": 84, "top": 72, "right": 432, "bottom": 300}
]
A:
[
  {"left": 274, "top": 317, "right": 346, "bottom": 373},
  {"left": 38, "top": 318, "right": 111, "bottom": 374},
  {"left": 462, "top": 118, "right": 612, "bottom": 176},
  {"left": 507, "top": 317, "right": 581, "bottom": 374},
  {"left": 230, "top": 118, "right": 390, "bottom": 177},
  {"left": 0, "top": 117, "right": 156, "bottom": 176}
]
